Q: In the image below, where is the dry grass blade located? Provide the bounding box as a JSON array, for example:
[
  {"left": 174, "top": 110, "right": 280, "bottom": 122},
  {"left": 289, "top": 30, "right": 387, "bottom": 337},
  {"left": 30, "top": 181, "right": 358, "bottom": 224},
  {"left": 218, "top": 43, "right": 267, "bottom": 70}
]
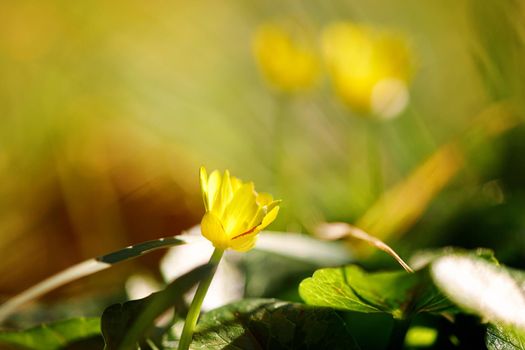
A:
[
  {"left": 0, "top": 260, "right": 109, "bottom": 323},
  {"left": 0, "top": 236, "right": 188, "bottom": 324},
  {"left": 315, "top": 222, "right": 414, "bottom": 273}
]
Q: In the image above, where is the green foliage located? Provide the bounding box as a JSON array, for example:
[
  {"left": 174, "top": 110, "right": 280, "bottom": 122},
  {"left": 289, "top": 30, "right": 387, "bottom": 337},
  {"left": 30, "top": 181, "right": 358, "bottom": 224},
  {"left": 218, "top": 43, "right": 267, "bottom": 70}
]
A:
[
  {"left": 101, "top": 264, "right": 212, "bottom": 350},
  {"left": 299, "top": 265, "right": 454, "bottom": 319},
  {"left": 486, "top": 323, "right": 525, "bottom": 350},
  {"left": 0, "top": 318, "right": 101, "bottom": 350},
  {"left": 98, "top": 237, "right": 187, "bottom": 264},
  {"left": 300, "top": 251, "right": 525, "bottom": 348},
  {"left": 192, "top": 298, "right": 360, "bottom": 350},
  {"left": 5, "top": 248, "right": 525, "bottom": 350}
]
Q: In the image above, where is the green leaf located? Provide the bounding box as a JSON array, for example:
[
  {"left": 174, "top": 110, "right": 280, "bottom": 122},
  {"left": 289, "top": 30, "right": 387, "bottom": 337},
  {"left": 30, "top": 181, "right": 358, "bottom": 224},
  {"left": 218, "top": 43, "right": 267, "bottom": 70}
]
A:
[
  {"left": 430, "top": 254, "right": 525, "bottom": 330},
  {"left": 192, "top": 298, "right": 361, "bottom": 350},
  {"left": 101, "top": 263, "right": 213, "bottom": 350},
  {"left": 486, "top": 323, "right": 525, "bottom": 350},
  {"left": 0, "top": 317, "right": 101, "bottom": 350},
  {"left": 299, "top": 265, "right": 455, "bottom": 319},
  {"left": 97, "top": 236, "right": 186, "bottom": 264}
]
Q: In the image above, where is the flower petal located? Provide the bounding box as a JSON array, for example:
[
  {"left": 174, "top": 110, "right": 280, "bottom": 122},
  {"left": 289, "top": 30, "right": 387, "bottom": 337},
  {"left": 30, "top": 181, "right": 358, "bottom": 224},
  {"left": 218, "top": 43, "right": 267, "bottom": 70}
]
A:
[
  {"left": 249, "top": 199, "right": 281, "bottom": 227},
  {"left": 266, "top": 199, "right": 281, "bottom": 212},
  {"left": 199, "top": 167, "right": 209, "bottom": 211},
  {"left": 229, "top": 233, "right": 258, "bottom": 252},
  {"left": 201, "top": 212, "right": 228, "bottom": 249},
  {"left": 231, "top": 204, "right": 279, "bottom": 251},
  {"left": 257, "top": 205, "right": 280, "bottom": 231},
  {"left": 206, "top": 170, "right": 222, "bottom": 211},
  {"left": 198, "top": 168, "right": 281, "bottom": 253},
  {"left": 230, "top": 175, "right": 242, "bottom": 192},
  {"left": 222, "top": 182, "right": 259, "bottom": 237},
  {"left": 256, "top": 192, "right": 274, "bottom": 206},
  {"left": 214, "top": 170, "right": 233, "bottom": 217}
]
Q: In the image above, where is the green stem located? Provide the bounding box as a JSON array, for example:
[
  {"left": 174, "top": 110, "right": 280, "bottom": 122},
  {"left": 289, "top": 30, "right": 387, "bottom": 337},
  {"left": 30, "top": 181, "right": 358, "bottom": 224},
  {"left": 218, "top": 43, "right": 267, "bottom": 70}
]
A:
[
  {"left": 387, "top": 318, "right": 411, "bottom": 350},
  {"left": 178, "top": 248, "right": 224, "bottom": 350}
]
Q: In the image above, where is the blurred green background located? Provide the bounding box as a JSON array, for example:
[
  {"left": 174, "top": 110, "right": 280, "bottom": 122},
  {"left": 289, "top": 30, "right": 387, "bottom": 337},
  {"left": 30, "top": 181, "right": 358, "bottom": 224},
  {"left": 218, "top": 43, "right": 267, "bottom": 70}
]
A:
[{"left": 0, "top": 0, "right": 524, "bottom": 310}]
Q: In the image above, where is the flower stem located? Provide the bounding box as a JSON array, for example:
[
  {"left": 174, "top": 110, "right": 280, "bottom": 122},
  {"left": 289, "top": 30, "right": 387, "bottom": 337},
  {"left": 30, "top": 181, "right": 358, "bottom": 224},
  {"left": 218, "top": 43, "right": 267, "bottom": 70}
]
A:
[{"left": 178, "top": 248, "right": 224, "bottom": 350}]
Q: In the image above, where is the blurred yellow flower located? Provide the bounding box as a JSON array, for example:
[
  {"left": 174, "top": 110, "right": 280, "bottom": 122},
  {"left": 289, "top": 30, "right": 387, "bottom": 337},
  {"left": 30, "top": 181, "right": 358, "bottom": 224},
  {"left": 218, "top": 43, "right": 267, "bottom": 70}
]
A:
[
  {"left": 253, "top": 23, "right": 320, "bottom": 93},
  {"left": 199, "top": 167, "right": 280, "bottom": 252},
  {"left": 322, "top": 22, "right": 414, "bottom": 118}
]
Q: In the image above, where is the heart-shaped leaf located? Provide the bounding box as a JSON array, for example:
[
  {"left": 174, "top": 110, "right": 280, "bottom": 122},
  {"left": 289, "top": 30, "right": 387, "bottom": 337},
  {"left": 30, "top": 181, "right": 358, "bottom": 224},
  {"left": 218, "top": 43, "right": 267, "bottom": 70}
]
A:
[
  {"left": 192, "top": 299, "right": 361, "bottom": 350},
  {"left": 486, "top": 323, "right": 525, "bottom": 350},
  {"left": 299, "top": 265, "right": 455, "bottom": 319}
]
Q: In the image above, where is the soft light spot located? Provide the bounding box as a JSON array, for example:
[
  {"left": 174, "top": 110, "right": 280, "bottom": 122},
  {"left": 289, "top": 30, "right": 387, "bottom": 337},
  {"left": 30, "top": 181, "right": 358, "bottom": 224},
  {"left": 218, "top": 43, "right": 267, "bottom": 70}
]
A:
[
  {"left": 161, "top": 239, "right": 244, "bottom": 310},
  {"left": 126, "top": 274, "right": 159, "bottom": 300},
  {"left": 371, "top": 78, "right": 409, "bottom": 119},
  {"left": 405, "top": 326, "right": 437, "bottom": 347},
  {"left": 432, "top": 256, "right": 525, "bottom": 329}
]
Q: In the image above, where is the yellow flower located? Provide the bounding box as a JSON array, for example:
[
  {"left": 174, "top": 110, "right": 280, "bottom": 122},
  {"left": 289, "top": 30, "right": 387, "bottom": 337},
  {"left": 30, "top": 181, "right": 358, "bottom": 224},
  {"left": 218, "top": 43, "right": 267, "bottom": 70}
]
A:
[
  {"left": 253, "top": 23, "right": 320, "bottom": 93},
  {"left": 322, "top": 22, "right": 414, "bottom": 118},
  {"left": 199, "top": 167, "right": 280, "bottom": 252}
]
